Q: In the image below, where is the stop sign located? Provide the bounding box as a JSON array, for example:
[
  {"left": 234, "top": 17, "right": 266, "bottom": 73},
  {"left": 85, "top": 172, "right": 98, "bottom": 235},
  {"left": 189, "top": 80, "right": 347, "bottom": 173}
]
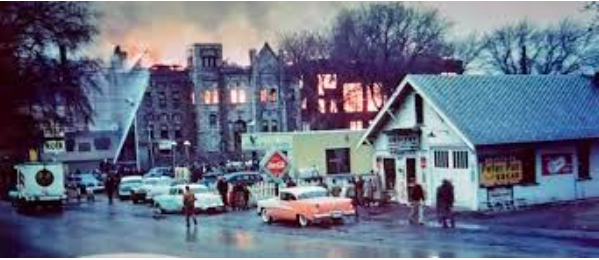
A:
[{"left": 263, "top": 151, "right": 289, "bottom": 178}]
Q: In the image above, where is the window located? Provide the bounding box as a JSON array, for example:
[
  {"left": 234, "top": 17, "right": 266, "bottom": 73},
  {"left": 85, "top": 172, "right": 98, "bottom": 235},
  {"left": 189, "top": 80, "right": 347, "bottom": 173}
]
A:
[
  {"left": 415, "top": 94, "right": 424, "bottom": 125},
  {"left": 172, "top": 90, "right": 181, "bottom": 109},
  {"left": 145, "top": 92, "right": 153, "bottom": 107},
  {"left": 434, "top": 150, "right": 449, "bottom": 168},
  {"left": 318, "top": 99, "right": 326, "bottom": 113},
  {"left": 269, "top": 89, "right": 277, "bottom": 102},
  {"left": 367, "top": 83, "right": 383, "bottom": 112},
  {"left": 94, "top": 137, "right": 111, "bottom": 151},
  {"left": 271, "top": 120, "right": 278, "bottom": 132},
  {"left": 78, "top": 142, "right": 92, "bottom": 152},
  {"left": 161, "top": 113, "right": 169, "bottom": 121},
  {"left": 230, "top": 88, "right": 246, "bottom": 104},
  {"left": 349, "top": 120, "right": 363, "bottom": 130},
  {"left": 262, "top": 121, "right": 269, "bottom": 132},
  {"left": 174, "top": 126, "right": 182, "bottom": 139},
  {"left": 453, "top": 151, "right": 469, "bottom": 169},
  {"left": 66, "top": 139, "right": 75, "bottom": 152},
  {"left": 578, "top": 142, "right": 591, "bottom": 179},
  {"left": 209, "top": 114, "right": 217, "bottom": 128},
  {"left": 203, "top": 89, "right": 219, "bottom": 105},
  {"left": 326, "top": 148, "right": 351, "bottom": 174},
  {"left": 160, "top": 125, "right": 169, "bottom": 139},
  {"left": 159, "top": 91, "right": 167, "bottom": 108},
  {"left": 260, "top": 88, "right": 268, "bottom": 103},
  {"left": 172, "top": 113, "right": 181, "bottom": 123},
  {"left": 343, "top": 83, "right": 364, "bottom": 113},
  {"left": 330, "top": 101, "right": 338, "bottom": 113}
]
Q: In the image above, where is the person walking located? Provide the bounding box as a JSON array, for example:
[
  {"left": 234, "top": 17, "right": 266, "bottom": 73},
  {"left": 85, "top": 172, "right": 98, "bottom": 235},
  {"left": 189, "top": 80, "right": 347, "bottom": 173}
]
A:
[
  {"left": 355, "top": 176, "right": 364, "bottom": 206},
  {"left": 216, "top": 176, "right": 229, "bottom": 209},
  {"left": 436, "top": 179, "right": 455, "bottom": 228},
  {"left": 409, "top": 180, "right": 425, "bottom": 225},
  {"left": 183, "top": 186, "right": 197, "bottom": 227},
  {"left": 105, "top": 174, "right": 115, "bottom": 205}
]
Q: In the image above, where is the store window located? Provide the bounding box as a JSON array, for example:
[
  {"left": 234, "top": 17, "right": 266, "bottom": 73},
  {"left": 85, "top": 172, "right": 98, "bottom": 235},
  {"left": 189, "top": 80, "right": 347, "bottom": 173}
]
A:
[
  {"left": 78, "top": 142, "right": 92, "bottom": 152},
  {"left": 326, "top": 148, "right": 351, "bottom": 174},
  {"left": 262, "top": 121, "right": 269, "bottom": 132},
  {"left": 453, "top": 151, "right": 469, "bottom": 169},
  {"left": 94, "top": 137, "right": 111, "bottom": 151},
  {"left": 434, "top": 150, "right": 449, "bottom": 168},
  {"left": 66, "top": 139, "right": 75, "bottom": 152},
  {"left": 271, "top": 120, "right": 278, "bottom": 132}
]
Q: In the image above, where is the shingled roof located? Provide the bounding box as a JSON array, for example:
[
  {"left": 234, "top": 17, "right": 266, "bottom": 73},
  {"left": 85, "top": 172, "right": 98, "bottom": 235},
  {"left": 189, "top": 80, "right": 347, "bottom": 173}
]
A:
[{"left": 363, "top": 74, "right": 599, "bottom": 147}]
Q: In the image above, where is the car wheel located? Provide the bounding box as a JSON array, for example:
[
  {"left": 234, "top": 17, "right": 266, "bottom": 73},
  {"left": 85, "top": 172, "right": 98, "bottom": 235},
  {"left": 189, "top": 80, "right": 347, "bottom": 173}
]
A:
[
  {"left": 261, "top": 209, "right": 272, "bottom": 224},
  {"left": 297, "top": 214, "right": 309, "bottom": 228}
]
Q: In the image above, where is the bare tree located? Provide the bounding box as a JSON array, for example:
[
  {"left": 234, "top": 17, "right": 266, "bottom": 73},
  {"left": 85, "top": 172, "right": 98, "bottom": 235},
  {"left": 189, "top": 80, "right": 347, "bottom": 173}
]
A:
[
  {"left": 330, "top": 2, "right": 453, "bottom": 100},
  {"left": 480, "top": 19, "right": 598, "bottom": 74}
]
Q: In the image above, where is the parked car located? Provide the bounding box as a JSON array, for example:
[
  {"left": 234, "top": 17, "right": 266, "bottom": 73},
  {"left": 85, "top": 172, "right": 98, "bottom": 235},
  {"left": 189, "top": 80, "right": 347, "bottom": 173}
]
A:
[
  {"left": 144, "top": 167, "right": 173, "bottom": 178},
  {"left": 258, "top": 186, "right": 356, "bottom": 227},
  {"left": 223, "top": 171, "right": 263, "bottom": 186},
  {"left": 200, "top": 171, "right": 225, "bottom": 189},
  {"left": 145, "top": 177, "right": 181, "bottom": 203},
  {"left": 153, "top": 184, "right": 224, "bottom": 214},
  {"left": 130, "top": 176, "right": 172, "bottom": 203},
  {"left": 67, "top": 172, "right": 105, "bottom": 193},
  {"left": 118, "top": 176, "right": 143, "bottom": 199}
]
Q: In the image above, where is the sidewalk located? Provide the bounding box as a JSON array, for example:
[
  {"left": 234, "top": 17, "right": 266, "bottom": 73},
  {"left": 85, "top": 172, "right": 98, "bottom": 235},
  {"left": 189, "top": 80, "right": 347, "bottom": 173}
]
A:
[{"left": 358, "top": 199, "right": 599, "bottom": 241}]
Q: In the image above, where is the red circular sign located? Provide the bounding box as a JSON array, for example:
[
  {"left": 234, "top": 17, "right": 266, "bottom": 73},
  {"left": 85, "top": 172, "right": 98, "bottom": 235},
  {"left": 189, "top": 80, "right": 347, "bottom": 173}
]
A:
[{"left": 265, "top": 152, "right": 288, "bottom": 178}]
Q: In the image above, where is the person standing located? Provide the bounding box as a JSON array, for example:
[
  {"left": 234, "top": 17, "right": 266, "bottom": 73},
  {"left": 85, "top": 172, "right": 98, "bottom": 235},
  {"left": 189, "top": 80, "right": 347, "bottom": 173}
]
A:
[
  {"left": 436, "top": 179, "right": 455, "bottom": 228},
  {"left": 216, "top": 176, "right": 228, "bottom": 209},
  {"left": 355, "top": 176, "right": 364, "bottom": 206},
  {"left": 183, "top": 186, "right": 197, "bottom": 227},
  {"left": 409, "top": 180, "right": 425, "bottom": 225},
  {"left": 105, "top": 174, "right": 115, "bottom": 205}
]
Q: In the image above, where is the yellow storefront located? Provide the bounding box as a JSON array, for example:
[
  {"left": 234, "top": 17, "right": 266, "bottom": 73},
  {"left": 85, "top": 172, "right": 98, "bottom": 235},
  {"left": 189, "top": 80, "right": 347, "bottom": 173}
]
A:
[{"left": 241, "top": 130, "right": 374, "bottom": 178}]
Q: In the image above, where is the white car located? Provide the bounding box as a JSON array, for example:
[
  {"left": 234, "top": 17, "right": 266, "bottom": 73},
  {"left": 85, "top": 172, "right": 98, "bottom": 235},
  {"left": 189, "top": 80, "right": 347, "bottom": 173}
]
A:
[
  {"left": 154, "top": 184, "right": 224, "bottom": 214},
  {"left": 118, "top": 176, "right": 143, "bottom": 199},
  {"left": 131, "top": 176, "right": 173, "bottom": 203}
]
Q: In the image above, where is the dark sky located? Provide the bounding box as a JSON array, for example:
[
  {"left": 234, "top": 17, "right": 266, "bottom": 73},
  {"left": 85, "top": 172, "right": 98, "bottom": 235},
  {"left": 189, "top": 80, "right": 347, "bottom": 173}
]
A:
[{"left": 90, "top": 1, "right": 592, "bottom": 65}]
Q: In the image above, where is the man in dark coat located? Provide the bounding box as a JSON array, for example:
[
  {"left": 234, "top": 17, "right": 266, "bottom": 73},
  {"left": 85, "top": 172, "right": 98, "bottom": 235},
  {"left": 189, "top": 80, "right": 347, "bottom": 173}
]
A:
[
  {"left": 105, "top": 174, "right": 115, "bottom": 205},
  {"left": 409, "top": 180, "right": 425, "bottom": 225},
  {"left": 355, "top": 176, "right": 364, "bottom": 206},
  {"left": 436, "top": 179, "right": 455, "bottom": 228},
  {"left": 216, "top": 176, "right": 229, "bottom": 208}
]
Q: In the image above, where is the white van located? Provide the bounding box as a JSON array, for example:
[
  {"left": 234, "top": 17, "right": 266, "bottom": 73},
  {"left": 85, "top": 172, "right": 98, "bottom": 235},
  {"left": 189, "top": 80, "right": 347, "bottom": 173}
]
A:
[{"left": 12, "top": 162, "right": 66, "bottom": 210}]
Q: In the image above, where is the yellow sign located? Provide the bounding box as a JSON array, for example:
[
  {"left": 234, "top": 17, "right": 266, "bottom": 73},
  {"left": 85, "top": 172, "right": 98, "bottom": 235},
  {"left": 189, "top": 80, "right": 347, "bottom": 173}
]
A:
[{"left": 480, "top": 156, "right": 523, "bottom": 187}]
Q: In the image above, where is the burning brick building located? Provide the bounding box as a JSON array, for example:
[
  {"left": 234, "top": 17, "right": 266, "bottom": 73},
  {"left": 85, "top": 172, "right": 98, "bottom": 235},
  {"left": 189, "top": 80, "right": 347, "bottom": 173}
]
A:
[{"left": 188, "top": 43, "right": 300, "bottom": 162}]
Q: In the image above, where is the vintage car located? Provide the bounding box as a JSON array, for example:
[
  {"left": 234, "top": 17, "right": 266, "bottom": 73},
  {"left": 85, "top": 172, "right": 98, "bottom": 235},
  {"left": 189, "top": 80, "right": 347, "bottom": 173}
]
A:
[
  {"left": 130, "top": 176, "right": 172, "bottom": 203},
  {"left": 118, "top": 176, "right": 143, "bottom": 199},
  {"left": 153, "top": 184, "right": 224, "bottom": 214},
  {"left": 258, "top": 186, "right": 356, "bottom": 227}
]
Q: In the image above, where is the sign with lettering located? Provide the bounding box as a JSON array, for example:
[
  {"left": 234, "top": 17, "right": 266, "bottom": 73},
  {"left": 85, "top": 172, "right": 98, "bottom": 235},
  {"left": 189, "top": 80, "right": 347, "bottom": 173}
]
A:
[
  {"left": 542, "top": 153, "right": 573, "bottom": 175},
  {"left": 479, "top": 155, "right": 523, "bottom": 187},
  {"left": 389, "top": 134, "right": 420, "bottom": 154},
  {"left": 43, "top": 140, "right": 66, "bottom": 154},
  {"left": 262, "top": 151, "right": 290, "bottom": 179}
]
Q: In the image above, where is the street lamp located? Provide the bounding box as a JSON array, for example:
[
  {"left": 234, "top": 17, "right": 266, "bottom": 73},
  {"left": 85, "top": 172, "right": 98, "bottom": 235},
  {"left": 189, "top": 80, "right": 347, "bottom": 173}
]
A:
[
  {"left": 171, "top": 141, "right": 177, "bottom": 171},
  {"left": 183, "top": 140, "right": 191, "bottom": 167}
]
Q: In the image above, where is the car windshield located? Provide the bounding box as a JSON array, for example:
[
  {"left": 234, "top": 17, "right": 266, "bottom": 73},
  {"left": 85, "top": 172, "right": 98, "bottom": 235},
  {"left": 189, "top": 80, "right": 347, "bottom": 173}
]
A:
[
  {"left": 123, "top": 179, "right": 142, "bottom": 185},
  {"left": 298, "top": 190, "right": 328, "bottom": 199}
]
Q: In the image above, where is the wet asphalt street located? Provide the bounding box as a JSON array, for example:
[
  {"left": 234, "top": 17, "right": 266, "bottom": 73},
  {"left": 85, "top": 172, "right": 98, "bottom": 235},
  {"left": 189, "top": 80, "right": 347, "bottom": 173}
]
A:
[{"left": 1, "top": 196, "right": 599, "bottom": 258}]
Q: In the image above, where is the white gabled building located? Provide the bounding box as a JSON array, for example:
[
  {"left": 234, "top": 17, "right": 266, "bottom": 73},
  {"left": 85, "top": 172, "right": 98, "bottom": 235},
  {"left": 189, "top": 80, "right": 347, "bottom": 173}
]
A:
[{"left": 360, "top": 74, "right": 599, "bottom": 211}]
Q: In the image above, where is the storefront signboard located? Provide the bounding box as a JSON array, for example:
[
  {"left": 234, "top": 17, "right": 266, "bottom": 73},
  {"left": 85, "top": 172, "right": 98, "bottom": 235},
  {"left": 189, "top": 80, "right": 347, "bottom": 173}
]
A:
[{"left": 541, "top": 153, "right": 573, "bottom": 175}]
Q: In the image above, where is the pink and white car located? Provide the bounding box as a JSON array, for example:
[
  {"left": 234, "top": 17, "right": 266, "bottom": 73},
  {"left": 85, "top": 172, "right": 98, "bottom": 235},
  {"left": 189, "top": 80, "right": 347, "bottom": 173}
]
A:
[{"left": 259, "top": 186, "right": 356, "bottom": 227}]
